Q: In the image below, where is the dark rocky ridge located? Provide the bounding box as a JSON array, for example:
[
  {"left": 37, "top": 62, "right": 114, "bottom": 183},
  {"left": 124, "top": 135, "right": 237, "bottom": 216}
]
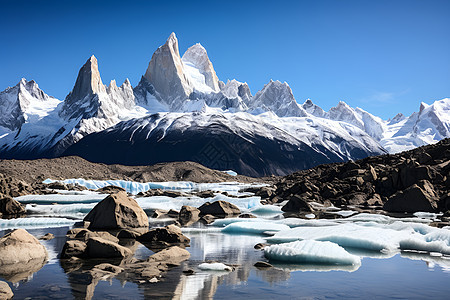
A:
[
  {"left": 262, "top": 138, "right": 450, "bottom": 214},
  {"left": 0, "top": 156, "right": 255, "bottom": 188}
]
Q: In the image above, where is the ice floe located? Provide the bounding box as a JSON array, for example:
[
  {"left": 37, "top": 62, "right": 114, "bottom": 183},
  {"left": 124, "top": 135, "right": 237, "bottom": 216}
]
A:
[
  {"left": 15, "top": 193, "right": 106, "bottom": 204},
  {"left": 0, "top": 217, "right": 78, "bottom": 230},
  {"left": 222, "top": 222, "right": 290, "bottom": 235},
  {"left": 264, "top": 240, "right": 361, "bottom": 265},
  {"left": 198, "top": 262, "right": 233, "bottom": 271}
]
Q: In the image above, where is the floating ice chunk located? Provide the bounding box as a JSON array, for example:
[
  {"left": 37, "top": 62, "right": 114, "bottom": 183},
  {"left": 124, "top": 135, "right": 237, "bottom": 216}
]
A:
[
  {"left": 249, "top": 204, "right": 282, "bottom": 215},
  {"left": 25, "top": 203, "right": 95, "bottom": 218},
  {"left": 222, "top": 222, "right": 290, "bottom": 235},
  {"left": 211, "top": 218, "right": 263, "bottom": 227},
  {"left": 305, "top": 214, "right": 315, "bottom": 219},
  {"left": 330, "top": 210, "right": 358, "bottom": 217},
  {"left": 0, "top": 217, "right": 77, "bottom": 230},
  {"left": 399, "top": 230, "right": 450, "bottom": 255},
  {"left": 266, "top": 224, "right": 408, "bottom": 252},
  {"left": 222, "top": 170, "right": 237, "bottom": 176},
  {"left": 264, "top": 240, "right": 361, "bottom": 265},
  {"left": 413, "top": 212, "right": 442, "bottom": 220},
  {"left": 198, "top": 262, "right": 233, "bottom": 271},
  {"left": 16, "top": 193, "right": 106, "bottom": 204}
]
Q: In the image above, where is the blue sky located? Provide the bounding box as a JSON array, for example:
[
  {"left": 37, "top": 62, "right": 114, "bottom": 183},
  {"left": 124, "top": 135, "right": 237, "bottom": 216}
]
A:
[{"left": 1, "top": 0, "right": 449, "bottom": 119}]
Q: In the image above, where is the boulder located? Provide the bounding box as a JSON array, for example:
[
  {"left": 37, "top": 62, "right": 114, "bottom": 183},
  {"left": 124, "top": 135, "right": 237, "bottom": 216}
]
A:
[
  {"left": 117, "top": 228, "right": 146, "bottom": 239},
  {"left": 0, "top": 196, "right": 25, "bottom": 215},
  {"left": 0, "top": 281, "right": 13, "bottom": 300},
  {"left": 84, "top": 191, "right": 148, "bottom": 230},
  {"left": 85, "top": 237, "right": 132, "bottom": 258},
  {"left": 61, "top": 240, "right": 87, "bottom": 259},
  {"left": 281, "top": 194, "right": 313, "bottom": 213},
  {"left": 137, "top": 224, "right": 190, "bottom": 246},
  {"left": 239, "top": 213, "right": 257, "bottom": 218},
  {"left": 95, "top": 185, "right": 126, "bottom": 194},
  {"left": 198, "top": 200, "right": 240, "bottom": 216},
  {"left": 195, "top": 190, "right": 216, "bottom": 198},
  {"left": 39, "top": 233, "right": 55, "bottom": 240},
  {"left": 178, "top": 205, "right": 200, "bottom": 225},
  {"left": 254, "top": 261, "right": 273, "bottom": 269},
  {"left": 147, "top": 246, "right": 190, "bottom": 265},
  {"left": 0, "top": 229, "right": 48, "bottom": 265},
  {"left": 200, "top": 214, "right": 216, "bottom": 224},
  {"left": 151, "top": 209, "right": 168, "bottom": 218},
  {"left": 384, "top": 180, "right": 438, "bottom": 213},
  {"left": 74, "top": 229, "right": 119, "bottom": 243}
]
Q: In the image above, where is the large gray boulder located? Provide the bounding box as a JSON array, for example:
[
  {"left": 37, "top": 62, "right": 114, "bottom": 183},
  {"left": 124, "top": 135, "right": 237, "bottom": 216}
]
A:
[
  {"left": 384, "top": 180, "right": 438, "bottom": 213},
  {"left": 84, "top": 191, "right": 148, "bottom": 230},
  {"left": 0, "top": 229, "right": 47, "bottom": 265}
]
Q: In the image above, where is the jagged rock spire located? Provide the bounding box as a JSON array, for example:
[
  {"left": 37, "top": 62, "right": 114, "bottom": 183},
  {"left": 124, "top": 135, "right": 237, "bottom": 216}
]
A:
[
  {"left": 182, "top": 43, "right": 220, "bottom": 92},
  {"left": 144, "top": 33, "right": 192, "bottom": 108},
  {"left": 66, "top": 55, "right": 105, "bottom": 102},
  {"left": 60, "top": 55, "right": 106, "bottom": 120}
]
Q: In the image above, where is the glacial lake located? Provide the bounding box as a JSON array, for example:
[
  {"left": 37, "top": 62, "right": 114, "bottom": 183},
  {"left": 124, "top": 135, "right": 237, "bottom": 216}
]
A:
[{"left": 1, "top": 179, "right": 450, "bottom": 299}]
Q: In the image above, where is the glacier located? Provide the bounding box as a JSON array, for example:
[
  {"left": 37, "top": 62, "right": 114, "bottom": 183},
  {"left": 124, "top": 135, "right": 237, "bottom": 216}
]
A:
[{"left": 43, "top": 178, "right": 267, "bottom": 195}]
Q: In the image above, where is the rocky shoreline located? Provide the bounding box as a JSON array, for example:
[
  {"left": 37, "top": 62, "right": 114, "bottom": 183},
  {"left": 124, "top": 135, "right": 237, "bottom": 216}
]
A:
[{"left": 253, "top": 138, "right": 450, "bottom": 220}]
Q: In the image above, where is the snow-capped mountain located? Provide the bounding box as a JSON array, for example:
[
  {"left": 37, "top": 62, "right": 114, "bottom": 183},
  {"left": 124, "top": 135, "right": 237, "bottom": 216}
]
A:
[
  {"left": 304, "top": 98, "right": 450, "bottom": 153},
  {"left": 64, "top": 110, "right": 384, "bottom": 177},
  {"left": 0, "top": 56, "right": 149, "bottom": 158},
  {"left": 0, "top": 32, "right": 447, "bottom": 176},
  {"left": 0, "top": 78, "right": 60, "bottom": 133}
]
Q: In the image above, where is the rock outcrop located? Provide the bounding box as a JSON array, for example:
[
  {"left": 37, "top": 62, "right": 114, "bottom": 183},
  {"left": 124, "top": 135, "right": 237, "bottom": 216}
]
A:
[
  {"left": 384, "top": 180, "right": 438, "bottom": 213},
  {"left": 198, "top": 200, "right": 241, "bottom": 216},
  {"left": 265, "top": 138, "right": 450, "bottom": 214},
  {"left": 0, "top": 196, "right": 25, "bottom": 215},
  {"left": 84, "top": 191, "right": 148, "bottom": 230}
]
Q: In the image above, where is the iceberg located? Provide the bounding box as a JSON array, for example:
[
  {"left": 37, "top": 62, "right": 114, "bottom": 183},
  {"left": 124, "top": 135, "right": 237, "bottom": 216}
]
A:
[
  {"left": 222, "top": 222, "right": 290, "bottom": 235},
  {"left": 0, "top": 217, "right": 77, "bottom": 230},
  {"left": 266, "top": 224, "right": 406, "bottom": 252},
  {"left": 264, "top": 240, "right": 361, "bottom": 265}
]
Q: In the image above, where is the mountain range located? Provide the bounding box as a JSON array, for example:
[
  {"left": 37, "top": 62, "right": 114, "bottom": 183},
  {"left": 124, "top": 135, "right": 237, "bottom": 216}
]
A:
[{"left": 0, "top": 33, "right": 448, "bottom": 177}]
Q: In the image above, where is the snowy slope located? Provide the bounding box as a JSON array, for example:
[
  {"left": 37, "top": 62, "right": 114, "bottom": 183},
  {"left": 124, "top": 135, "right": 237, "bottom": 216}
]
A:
[{"left": 64, "top": 110, "right": 386, "bottom": 176}]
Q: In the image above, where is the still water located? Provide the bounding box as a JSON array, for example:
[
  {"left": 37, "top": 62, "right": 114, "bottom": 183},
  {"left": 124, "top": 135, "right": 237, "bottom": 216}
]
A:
[{"left": 1, "top": 224, "right": 449, "bottom": 300}]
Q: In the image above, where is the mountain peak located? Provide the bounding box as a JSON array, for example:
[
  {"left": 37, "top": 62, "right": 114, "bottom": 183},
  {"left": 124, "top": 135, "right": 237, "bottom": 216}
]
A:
[
  {"left": 144, "top": 33, "right": 192, "bottom": 109},
  {"left": 182, "top": 42, "right": 220, "bottom": 92},
  {"left": 66, "top": 55, "right": 105, "bottom": 101}
]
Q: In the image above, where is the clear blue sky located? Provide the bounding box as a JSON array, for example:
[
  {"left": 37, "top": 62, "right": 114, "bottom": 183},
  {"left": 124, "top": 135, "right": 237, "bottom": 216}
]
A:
[{"left": 1, "top": 0, "right": 449, "bottom": 119}]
